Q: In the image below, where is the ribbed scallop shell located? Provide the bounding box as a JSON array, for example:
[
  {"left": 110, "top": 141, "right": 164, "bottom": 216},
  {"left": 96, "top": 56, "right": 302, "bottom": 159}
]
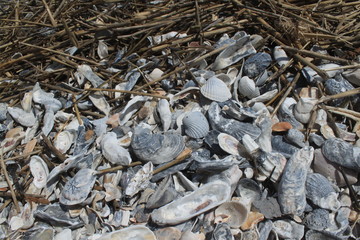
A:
[
  {"left": 29, "top": 155, "right": 49, "bottom": 189},
  {"left": 305, "top": 173, "right": 340, "bottom": 211},
  {"left": 238, "top": 76, "right": 260, "bottom": 99},
  {"left": 182, "top": 111, "right": 209, "bottom": 138},
  {"left": 200, "top": 76, "right": 231, "bottom": 102}
]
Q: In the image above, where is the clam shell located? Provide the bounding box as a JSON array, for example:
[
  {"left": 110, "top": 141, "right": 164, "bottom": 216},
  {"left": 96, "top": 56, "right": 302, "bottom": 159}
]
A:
[
  {"left": 183, "top": 111, "right": 209, "bottom": 138},
  {"left": 273, "top": 46, "right": 290, "bottom": 67},
  {"left": 89, "top": 93, "right": 110, "bottom": 116},
  {"left": 305, "top": 173, "right": 340, "bottom": 211},
  {"left": 59, "top": 168, "right": 96, "bottom": 205},
  {"left": 101, "top": 132, "right": 132, "bottom": 165},
  {"left": 278, "top": 147, "right": 314, "bottom": 215},
  {"left": 200, "top": 76, "right": 231, "bottom": 102},
  {"left": 214, "top": 201, "right": 248, "bottom": 228},
  {"left": 304, "top": 208, "right": 331, "bottom": 231},
  {"left": 217, "top": 133, "right": 240, "bottom": 155},
  {"left": 29, "top": 155, "right": 49, "bottom": 189},
  {"left": 7, "top": 107, "right": 36, "bottom": 127},
  {"left": 97, "top": 225, "right": 156, "bottom": 240},
  {"left": 131, "top": 128, "right": 185, "bottom": 164},
  {"left": 151, "top": 180, "right": 231, "bottom": 226},
  {"left": 238, "top": 76, "right": 260, "bottom": 99},
  {"left": 293, "top": 98, "right": 317, "bottom": 124}
]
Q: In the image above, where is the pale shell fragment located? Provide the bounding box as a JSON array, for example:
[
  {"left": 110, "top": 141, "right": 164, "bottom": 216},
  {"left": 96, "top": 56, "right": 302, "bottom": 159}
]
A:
[
  {"left": 157, "top": 99, "right": 172, "bottom": 131},
  {"left": 215, "top": 201, "right": 248, "bottom": 228},
  {"left": 218, "top": 133, "right": 240, "bottom": 155},
  {"left": 89, "top": 93, "right": 111, "bottom": 116},
  {"left": 97, "top": 40, "right": 108, "bottom": 59},
  {"left": 125, "top": 162, "right": 153, "bottom": 197},
  {"left": 21, "top": 91, "right": 33, "bottom": 112},
  {"left": 151, "top": 180, "right": 231, "bottom": 226},
  {"left": 30, "top": 155, "right": 49, "bottom": 189},
  {"left": 96, "top": 225, "right": 156, "bottom": 240},
  {"left": 7, "top": 107, "right": 36, "bottom": 127},
  {"left": 101, "top": 132, "right": 132, "bottom": 165},
  {"left": 200, "top": 76, "right": 232, "bottom": 102},
  {"left": 273, "top": 46, "right": 290, "bottom": 67},
  {"left": 183, "top": 111, "right": 209, "bottom": 138},
  {"left": 238, "top": 76, "right": 260, "bottom": 99},
  {"left": 273, "top": 219, "right": 305, "bottom": 240},
  {"left": 54, "top": 130, "right": 75, "bottom": 154},
  {"left": 293, "top": 98, "right": 317, "bottom": 124}
]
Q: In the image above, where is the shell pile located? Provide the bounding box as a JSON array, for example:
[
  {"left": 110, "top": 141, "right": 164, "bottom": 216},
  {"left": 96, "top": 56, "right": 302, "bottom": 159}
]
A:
[{"left": 1, "top": 1, "right": 360, "bottom": 240}]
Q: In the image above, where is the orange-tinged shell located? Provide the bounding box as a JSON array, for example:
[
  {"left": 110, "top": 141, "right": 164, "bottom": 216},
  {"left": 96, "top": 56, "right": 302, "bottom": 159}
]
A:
[
  {"left": 240, "top": 211, "right": 265, "bottom": 230},
  {"left": 272, "top": 122, "right": 292, "bottom": 132}
]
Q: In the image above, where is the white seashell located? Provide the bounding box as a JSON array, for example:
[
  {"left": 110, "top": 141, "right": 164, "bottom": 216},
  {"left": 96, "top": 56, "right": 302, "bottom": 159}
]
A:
[
  {"left": 255, "top": 69, "right": 268, "bottom": 86},
  {"left": 242, "top": 134, "right": 259, "bottom": 155},
  {"left": 54, "top": 130, "right": 75, "bottom": 154},
  {"left": 273, "top": 46, "right": 290, "bottom": 67},
  {"left": 200, "top": 76, "right": 231, "bottom": 102},
  {"left": 149, "top": 68, "right": 164, "bottom": 81},
  {"left": 273, "top": 219, "right": 305, "bottom": 240},
  {"left": 29, "top": 155, "right": 49, "bottom": 189},
  {"left": 246, "top": 89, "right": 278, "bottom": 106},
  {"left": 183, "top": 111, "right": 209, "bottom": 138},
  {"left": 89, "top": 93, "right": 111, "bottom": 116},
  {"left": 42, "top": 109, "right": 54, "bottom": 136},
  {"left": 214, "top": 201, "right": 248, "bottom": 228},
  {"left": 32, "top": 82, "right": 62, "bottom": 112},
  {"left": 293, "top": 98, "right": 317, "bottom": 124},
  {"left": 157, "top": 99, "right": 172, "bottom": 131},
  {"left": 21, "top": 91, "right": 33, "bottom": 112},
  {"left": 125, "top": 162, "right": 153, "bottom": 197},
  {"left": 97, "top": 40, "right": 108, "bottom": 59},
  {"left": 114, "top": 82, "right": 127, "bottom": 98},
  {"left": 7, "top": 107, "right": 36, "bottom": 127},
  {"left": 77, "top": 64, "right": 105, "bottom": 87},
  {"left": 119, "top": 96, "right": 148, "bottom": 125},
  {"left": 96, "top": 225, "right": 157, "bottom": 240},
  {"left": 217, "top": 133, "right": 240, "bottom": 155},
  {"left": 151, "top": 180, "right": 231, "bottom": 226},
  {"left": 101, "top": 132, "right": 132, "bottom": 165},
  {"left": 54, "top": 229, "right": 72, "bottom": 240},
  {"left": 238, "top": 76, "right": 260, "bottom": 99}
]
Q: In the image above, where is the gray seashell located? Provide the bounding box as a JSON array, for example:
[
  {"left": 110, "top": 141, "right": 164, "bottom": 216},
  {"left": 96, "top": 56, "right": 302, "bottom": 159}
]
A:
[
  {"left": 343, "top": 68, "right": 360, "bottom": 86},
  {"left": 0, "top": 103, "right": 7, "bottom": 122},
  {"left": 253, "top": 197, "right": 282, "bottom": 219},
  {"left": 293, "top": 97, "right": 317, "bottom": 124},
  {"left": 305, "top": 173, "right": 340, "bottom": 211},
  {"left": 256, "top": 151, "right": 287, "bottom": 182},
  {"left": 304, "top": 208, "right": 331, "bottom": 231},
  {"left": 42, "top": 109, "right": 54, "bottom": 136},
  {"left": 322, "top": 138, "right": 360, "bottom": 171},
  {"left": 211, "top": 223, "right": 234, "bottom": 240},
  {"left": 8, "top": 107, "right": 36, "bottom": 127},
  {"left": 131, "top": 128, "right": 185, "bottom": 164},
  {"left": 256, "top": 116, "right": 273, "bottom": 152},
  {"left": 272, "top": 135, "right": 300, "bottom": 158},
  {"left": 89, "top": 93, "right": 110, "bottom": 116},
  {"left": 273, "top": 46, "right": 290, "bottom": 67},
  {"left": 285, "top": 129, "right": 306, "bottom": 148},
  {"left": 29, "top": 155, "right": 49, "bottom": 189},
  {"left": 246, "top": 89, "right": 278, "bottom": 106},
  {"left": 235, "top": 178, "right": 261, "bottom": 205},
  {"left": 308, "top": 133, "right": 325, "bottom": 147},
  {"left": 207, "top": 102, "right": 261, "bottom": 141},
  {"left": 77, "top": 64, "right": 105, "bottom": 87},
  {"left": 96, "top": 225, "right": 156, "bottom": 240},
  {"left": 157, "top": 99, "right": 172, "bottom": 131},
  {"left": 190, "top": 154, "right": 240, "bottom": 172},
  {"left": 146, "top": 175, "right": 179, "bottom": 209},
  {"left": 324, "top": 77, "right": 355, "bottom": 106},
  {"left": 238, "top": 76, "right": 260, "bottom": 99},
  {"left": 32, "top": 82, "right": 62, "bottom": 112},
  {"left": 101, "top": 132, "right": 132, "bottom": 165},
  {"left": 302, "top": 63, "right": 341, "bottom": 82},
  {"left": 59, "top": 168, "right": 96, "bottom": 205},
  {"left": 258, "top": 220, "right": 274, "bottom": 240},
  {"left": 200, "top": 76, "right": 232, "bottom": 102},
  {"left": 119, "top": 96, "right": 148, "bottom": 125},
  {"left": 244, "top": 52, "right": 272, "bottom": 78},
  {"left": 273, "top": 219, "right": 305, "bottom": 240},
  {"left": 183, "top": 111, "right": 209, "bottom": 138},
  {"left": 151, "top": 180, "right": 231, "bottom": 226},
  {"left": 305, "top": 230, "right": 339, "bottom": 240},
  {"left": 278, "top": 147, "right": 314, "bottom": 215},
  {"left": 255, "top": 69, "right": 269, "bottom": 86},
  {"left": 125, "top": 162, "right": 153, "bottom": 197}
]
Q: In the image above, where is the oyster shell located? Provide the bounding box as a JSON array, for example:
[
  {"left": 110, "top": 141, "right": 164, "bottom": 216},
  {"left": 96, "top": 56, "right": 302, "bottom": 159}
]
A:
[
  {"left": 59, "top": 168, "right": 96, "bottom": 206},
  {"left": 29, "top": 155, "right": 49, "bottom": 189},
  {"left": 183, "top": 111, "right": 209, "bottom": 138},
  {"left": 305, "top": 173, "right": 340, "bottom": 211},
  {"left": 7, "top": 107, "right": 36, "bottom": 127},
  {"left": 243, "top": 52, "right": 272, "bottom": 78},
  {"left": 101, "top": 132, "right": 132, "bottom": 165},
  {"left": 200, "top": 76, "right": 231, "bottom": 102},
  {"left": 278, "top": 147, "right": 314, "bottom": 215},
  {"left": 238, "top": 76, "right": 260, "bottom": 99},
  {"left": 32, "top": 82, "right": 62, "bottom": 112},
  {"left": 131, "top": 127, "right": 185, "bottom": 164},
  {"left": 54, "top": 130, "right": 76, "bottom": 154},
  {"left": 96, "top": 225, "right": 156, "bottom": 240},
  {"left": 151, "top": 180, "right": 231, "bottom": 226}
]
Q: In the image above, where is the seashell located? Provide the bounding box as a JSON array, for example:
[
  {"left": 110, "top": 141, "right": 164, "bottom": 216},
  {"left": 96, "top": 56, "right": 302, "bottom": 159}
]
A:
[
  {"left": 242, "top": 134, "right": 259, "bottom": 155},
  {"left": 146, "top": 175, "right": 179, "bottom": 209},
  {"left": 255, "top": 69, "right": 268, "bottom": 86},
  {"left": 59, "top": 168, "right": 96, "bottom": 205},
  {"left": 211, "top": 222, "right": 234, "bottom": 240},
  {"left": 305, "top": 230, "right": 339, "bottom": 240},
  {"left": 0, "top": 103, "right": 7, "bottom": 121},
  {"left": 238, "top": 76, "right": 260, "bottom": 99},
  {"left": 285, "top": 129, "right": 306, "bottom": 148},
  {"left": 235, "top": 178, "right": 261, "bottom": 207},
  {"left": 324, "top": 77, "right": 355, "bottom": 106},
  {"left": 32, "top": 82, "right": 62, "bottom": 112},
  {"left": 322, "top": 138, "right": 360, "bottom": 171},
  {"left": 21, "top": 91, "right": 33, "bottom": 112},
  {"left": 97, "top": 40, "right": 108, "bottom": 59},
  {"left": 246, "top": 89, "right": 278, "bottom": 106},
  {"left": 304, "top": 208, "right": 331, "bottom": 231},
  {"left": 253, "top": 197, "right": 282, "bottom": 219},
  {"left": 155, "top": 227, "right": 182, "bottom": 240},
  {"left": 243, "top": 52, "right": 272, "bottom": 78},
  {"left": 7, "top": 107, "right": 36, "bottom": 127},
  {"left": 208, "top": 102, "right": 261, "bottom": 141},
  {"left": 217, "top": 133, "right": 240, "bottom": 155},
  {"left": 1, "top": 127, "right": 25, "bottom": 153},
  {"left": 278, "top": 147, "right": 314, "bottom": 215},
  {"left": 34, "top": 203, "right": 83, "bottom": 227},
  {"left": 273, "top": 46, "right": 290, "bottom": 67},
  {"left": 305, "top": 173, "right": 340, "bottom": 211},
  {"left": 204, "top": 130, "right": 225, "bottom": 155},
  {"left": 151, "top": 180, "right": 231, "bottom": 226},
  {"left": 214, "top": 201, "right": 248, "bottom": 228},
  {"left": 272, "top": 122, "right": 292, "bottom": 132},
  {"left": 293, "top": 97, "right": 317, "bottom": 124},
  {"left": 343, "top": 68, "right": 360, "bottom": 86},
  {"left": 157, "top": 99, "right": 172, "bottom": 131},
  {"left": 256, "top": 151, "right": 286, "bottom": 182},
  {"left": 273, "top": 219, "right": 305, "bottom": 240},
  {"left": 191, "top": 154, "right": 240, "bottom": 172},
  {"left": 101, "top": 132, "right": 132, "bottom": 165},
  {"left": 302, "top": 63, "right": 341, "bottom": 82},
  {"left": 119, "top": 96, "right": 149, "bottom": 125},
  {"left": 258, "top": 220, "right": 274, "bottom": 240},
  {"left": 97, "top": 225, "right": 156, "bottom": 240},
  {"left": 131, "top": 127, "right": 185, "bottom": 164},
  {"left": 42, "top": 109, "right": 54, "bottom": 136},
  {"left": 278, "top": 98, "right": 303, "bottom": 129},
  {"left": 23, "top": 224, "right": 54, "bottom": 239},
  {"left": 240, "top": 211, "right": 264, "bottom": 230},
  {"left": 125, "top": 162, "right": 153, "bottom": 197},
  {"left": 221, "top": 100, "right": 257, "bottom": 121},
  {"left": 309, "top": 133, "right": 325, "bottom": 147},
  {"left": 29, "top": 155, "right": 49, "bottom": 189},
  {"left": 183, "top": 111, "right": 209, "bottom": 138},
  {"left": 89, "top": 93, "right": 110, "bottom": 116},
  {"left": 200, "top": 76, "right": 231, "bottom": 102},
  {"left": 54, "top": 229, "right": 72, "bottom": 240},
  {"left": 272, "top": 135, "right": 300, "bottom": 158},
  {"left": 313, "top": 148, "right": 358, "bottom": 187},
  {"left": 256, "top": 116, "right": 272, "bottom": 153},
  {"left": 77, "top": 64, "right": 105, "bottom": 87},
  {"left": 180, "top": 230, "right": 205, "bottom": 240}
]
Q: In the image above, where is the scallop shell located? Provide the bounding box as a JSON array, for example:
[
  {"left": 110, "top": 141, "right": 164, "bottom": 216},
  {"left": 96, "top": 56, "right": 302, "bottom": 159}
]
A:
[
  {"left": 305, "top": 173, "right": 340, "bottom": 211},
  {"left": 200, "top": 76, "right": 231, "bottom": 102},
  {"left": 273, "top": 46, "right": 290, "bottom": 67},
  {"left": 217, "top": 133, "right": 240, "bottom": 155},
  {"left": 131, "top": 127, "right": 185, "bottom": 164},
  {"left": 215, "top": 201, "right": 248, "bottom": 228},
  {"left": 183, "top": 111, "right": 209, "bottom": 138},
  {"left": 293, "top": 98, "right": 317, "bottom": 124},
  {"left": 97, "top": 225, "right": 156, "bottom": 240},
  {"left": 29, "top": 155, "right": 49, "bottom": 189},
  {"left": 151, "top": 180, "right": 231, "bottom": 226},
  {"left": 238, "top": 76, "right": 260, "bottom": 99},
  {"left": 7, "top": 107, "right": 36, "bottom": 127},
  {"left": 101, "top": 132, "right": 132, "bottom": 165},
  {"left": 59, "top": 168, "right": 96, "bottom": 205},
  {"left": 278, "top": 147, "right": 314, "bottom": 215}
]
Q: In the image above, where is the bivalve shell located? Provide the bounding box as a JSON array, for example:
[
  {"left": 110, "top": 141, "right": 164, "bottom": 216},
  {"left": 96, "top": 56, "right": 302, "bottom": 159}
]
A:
[
  {"left": 101, "top": 132, "right": 132, "bottom": 165},
  {"left": 97, "top": 225, "right": 156, "bottom": 240},
  {"left": 238, "top": 76, "right": 260, "bottom": 99},
  {"left": 215, "top": 201, "right": 248, "bottom": 228},
  {"left": 200, "top": 76, "right": 231, "bottom": 102},
  {"left": 293, "top": 98, "right": 317, "bottom": 124},
  {"left": 29, "top": 155, "right": 49, "bottom": 189},
  {"left": 183, "top": 111, "right": 209, "bottom": 138},
  {"left": 54, "top": 130, "right": 75, "bottom": 154},
  {"left": 7, "top": 107, "right": 36, "bottom": 127},
  {"left": 217, "top": 133, "right": 240, "bottom": 155}
]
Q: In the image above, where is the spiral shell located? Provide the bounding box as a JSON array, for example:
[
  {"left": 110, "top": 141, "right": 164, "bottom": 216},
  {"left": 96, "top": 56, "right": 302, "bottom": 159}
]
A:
[
  {"left": 182, "top": 111, "right": 209, "bottom": 138},
  {"left": 200, "top": 76, "right": 231, "bottom": 102}
]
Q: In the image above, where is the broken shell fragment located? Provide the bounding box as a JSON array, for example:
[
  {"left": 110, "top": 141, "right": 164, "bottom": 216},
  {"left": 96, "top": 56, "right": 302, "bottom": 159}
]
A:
[
  {"left": 214, "top": 201, "right": 248, "bottom": 228},
  {"left": 183, "top": 111, "right": 209, "bottom": 138},
  {"left": 125, "top": 162, "right": 153, "bottom": 197},
  {"left": 293, "top": 98, "right": 317, "bottom": 124},
  {"left": 243, "top": 52, "right": 272, "bottom": 78},
  {"left": 96, "top": 225, "right": 156, "bottom": 240},
  {"left": 217, "top": 133, "right": 240, "bottom": 155},
  {"left": 273, "top": 219, "right": 305, "bottom": 240},
  {"left": 273, "top": 46, "right": 290, "bottom": 67},
  {"left": 157, "top": 99, "right": 172, "bottom": 131},
  {"left": 29, "top": 155, "right": 49, "bottom": 189},
  {"left": 8, "top": 107, "right": 36, "bottom": 127},
  {"left": 200, "top": 76, "right": 232, "bottom": 102},
  {"left": 151, "top": 180, "right": 231, "bottom": 226},
  {"left": 101, "top": 132, "right": 132, "bottom": 165}
]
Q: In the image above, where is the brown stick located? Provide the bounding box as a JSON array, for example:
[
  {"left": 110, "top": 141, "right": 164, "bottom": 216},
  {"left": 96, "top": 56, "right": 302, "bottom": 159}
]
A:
[
  {"left": 41, "top": 134, "right": 67, "bottom": 162},
  {"left": 96, "top": 161, "right": 143, "bottom": 175},
  {"left": 85, "top": 88, "right": 169, "bottom": 100}
]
